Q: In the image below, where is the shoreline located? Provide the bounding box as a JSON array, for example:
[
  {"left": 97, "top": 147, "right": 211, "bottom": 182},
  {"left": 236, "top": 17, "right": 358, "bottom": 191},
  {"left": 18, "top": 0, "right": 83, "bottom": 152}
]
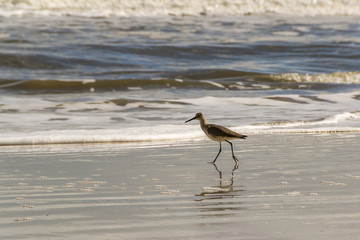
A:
[{"left": 1, "top": 129, "right": 360, "bottom": 147}]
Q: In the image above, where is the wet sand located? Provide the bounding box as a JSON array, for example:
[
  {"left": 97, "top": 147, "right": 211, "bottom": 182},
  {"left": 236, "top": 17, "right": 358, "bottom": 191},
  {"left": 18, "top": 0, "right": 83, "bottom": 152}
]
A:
[{"left": 1, "top": 133, "right": 360, "bottom": 240}]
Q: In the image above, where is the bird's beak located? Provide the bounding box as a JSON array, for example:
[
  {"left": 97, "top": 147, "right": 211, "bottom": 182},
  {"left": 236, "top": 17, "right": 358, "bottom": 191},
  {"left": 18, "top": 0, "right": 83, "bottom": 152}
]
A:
[{"left": 185, "top": 116, "right": 196, "bottom": 123}]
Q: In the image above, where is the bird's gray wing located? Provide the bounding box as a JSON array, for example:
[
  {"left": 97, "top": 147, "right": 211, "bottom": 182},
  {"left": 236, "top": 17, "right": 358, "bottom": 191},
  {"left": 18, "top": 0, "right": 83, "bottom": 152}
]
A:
[{"left": 207, "top": 124, "right": 247, "bottom": 139}]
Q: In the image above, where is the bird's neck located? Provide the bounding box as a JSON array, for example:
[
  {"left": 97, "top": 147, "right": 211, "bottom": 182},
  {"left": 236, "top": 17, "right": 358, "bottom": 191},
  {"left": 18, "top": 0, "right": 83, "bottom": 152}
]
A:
[{"left": 199, "top": 117, "right": 207, "bottom": 129}]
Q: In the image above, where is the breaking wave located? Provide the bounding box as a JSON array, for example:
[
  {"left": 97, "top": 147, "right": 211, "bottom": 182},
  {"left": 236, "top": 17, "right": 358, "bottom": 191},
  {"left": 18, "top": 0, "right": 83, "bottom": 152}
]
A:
[
  {"left": 1, "top": 0, "right": 360, "bottom": 17},
  {"left": 1, "top": 71, "right": 359, "bottom": 93},
  {"left": 1, "top": 112, "right": 359, "bottom": 146},
  {"left": 270, "top": 72, "right": 360, "bottom": 85}
]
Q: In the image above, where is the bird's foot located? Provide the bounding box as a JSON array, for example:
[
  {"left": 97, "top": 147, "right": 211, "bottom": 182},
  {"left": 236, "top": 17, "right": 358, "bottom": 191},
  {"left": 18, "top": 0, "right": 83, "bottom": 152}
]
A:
[{"left": 233, "top": 156, "right": 239, "bottom": 163}]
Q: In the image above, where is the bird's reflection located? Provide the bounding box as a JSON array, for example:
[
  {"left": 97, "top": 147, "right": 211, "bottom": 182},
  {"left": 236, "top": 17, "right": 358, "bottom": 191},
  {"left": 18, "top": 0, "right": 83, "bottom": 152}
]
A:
[
  {"left": 214, "top": 162, "right": 238, "bottom": 189},
  {"left": 195, "top": 162, "right": 245, "bottom": 217},
  {"left": 197, "top": 162, "right": 244, "bottom": 197}
]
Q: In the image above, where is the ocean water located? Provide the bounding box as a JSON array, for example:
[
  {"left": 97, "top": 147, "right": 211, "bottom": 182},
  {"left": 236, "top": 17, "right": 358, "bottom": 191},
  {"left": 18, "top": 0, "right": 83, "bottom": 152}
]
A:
[{"left": 1, "top": 0, "right": 360, "bottom": 145}]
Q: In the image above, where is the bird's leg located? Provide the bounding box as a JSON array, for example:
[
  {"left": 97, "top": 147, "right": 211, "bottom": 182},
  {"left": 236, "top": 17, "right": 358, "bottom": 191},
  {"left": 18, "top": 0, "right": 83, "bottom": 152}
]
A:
[
  {"left": 225, "top": 140, "right": 239, "bottom": 163},
  {"left": 211, "top": 142, "right": 222, "bottom": 164}
]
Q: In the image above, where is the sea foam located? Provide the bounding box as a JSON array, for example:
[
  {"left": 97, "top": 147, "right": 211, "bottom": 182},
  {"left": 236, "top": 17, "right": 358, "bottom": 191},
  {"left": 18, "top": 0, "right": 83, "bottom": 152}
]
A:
[
  {"left": 270, "top": 72, "right": 360, "bottom": 85},
  {"left": 1, "top": 0, "right": 360, "bottom": 17},
  {"left": 1, "top": 116, "right": 360, "bottom": 146}
]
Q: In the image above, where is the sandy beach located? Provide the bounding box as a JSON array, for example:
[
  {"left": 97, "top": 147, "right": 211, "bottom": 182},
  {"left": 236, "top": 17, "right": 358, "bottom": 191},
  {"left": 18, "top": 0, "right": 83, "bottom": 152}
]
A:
[{"left": 0, "top": 133, "right": 359, "bottom": 240}]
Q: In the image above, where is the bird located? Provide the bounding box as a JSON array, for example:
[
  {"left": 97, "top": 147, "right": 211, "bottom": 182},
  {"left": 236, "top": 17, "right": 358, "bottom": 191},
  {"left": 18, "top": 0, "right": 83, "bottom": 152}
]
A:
[{"left": 185, "top": 112, "right": 247, "bottom": 163}]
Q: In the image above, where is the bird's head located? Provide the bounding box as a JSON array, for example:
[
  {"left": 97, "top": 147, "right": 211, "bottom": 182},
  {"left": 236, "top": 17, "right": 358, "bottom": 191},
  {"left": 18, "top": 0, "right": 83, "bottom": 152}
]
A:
[{"left": 185, "top": 112, "right": 204, "bottom": 123}]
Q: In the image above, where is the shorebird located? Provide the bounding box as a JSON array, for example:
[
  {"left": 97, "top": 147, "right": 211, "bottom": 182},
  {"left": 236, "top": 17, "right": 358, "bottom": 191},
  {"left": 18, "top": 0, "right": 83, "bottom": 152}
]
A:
[{"left": 185, "top": 112, "right": 247, "bottom": 163}]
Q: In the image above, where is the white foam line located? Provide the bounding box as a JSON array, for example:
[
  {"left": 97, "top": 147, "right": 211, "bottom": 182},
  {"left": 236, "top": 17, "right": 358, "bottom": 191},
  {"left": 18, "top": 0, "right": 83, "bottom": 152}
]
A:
[
  {"left": 2, "top": 0, "right": 360, "bottom": 17},
  {"left": 201, "top": 80, "right": 225, "bottom": 89},
  {"left": 1, "top": 126, "right": 360, "bottom": 146}
]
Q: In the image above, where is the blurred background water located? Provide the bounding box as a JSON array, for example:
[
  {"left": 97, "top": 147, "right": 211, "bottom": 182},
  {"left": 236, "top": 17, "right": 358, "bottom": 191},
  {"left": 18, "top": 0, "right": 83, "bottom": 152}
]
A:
[{"left": 0, "top": 0, "right": 360, "bottom": 145}]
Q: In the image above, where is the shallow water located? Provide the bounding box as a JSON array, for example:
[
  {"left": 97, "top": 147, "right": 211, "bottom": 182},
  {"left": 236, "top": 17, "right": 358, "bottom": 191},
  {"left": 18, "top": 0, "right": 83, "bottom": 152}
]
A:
[{"left": 1, "top": 134, "right": 359, "bottom": 239}]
